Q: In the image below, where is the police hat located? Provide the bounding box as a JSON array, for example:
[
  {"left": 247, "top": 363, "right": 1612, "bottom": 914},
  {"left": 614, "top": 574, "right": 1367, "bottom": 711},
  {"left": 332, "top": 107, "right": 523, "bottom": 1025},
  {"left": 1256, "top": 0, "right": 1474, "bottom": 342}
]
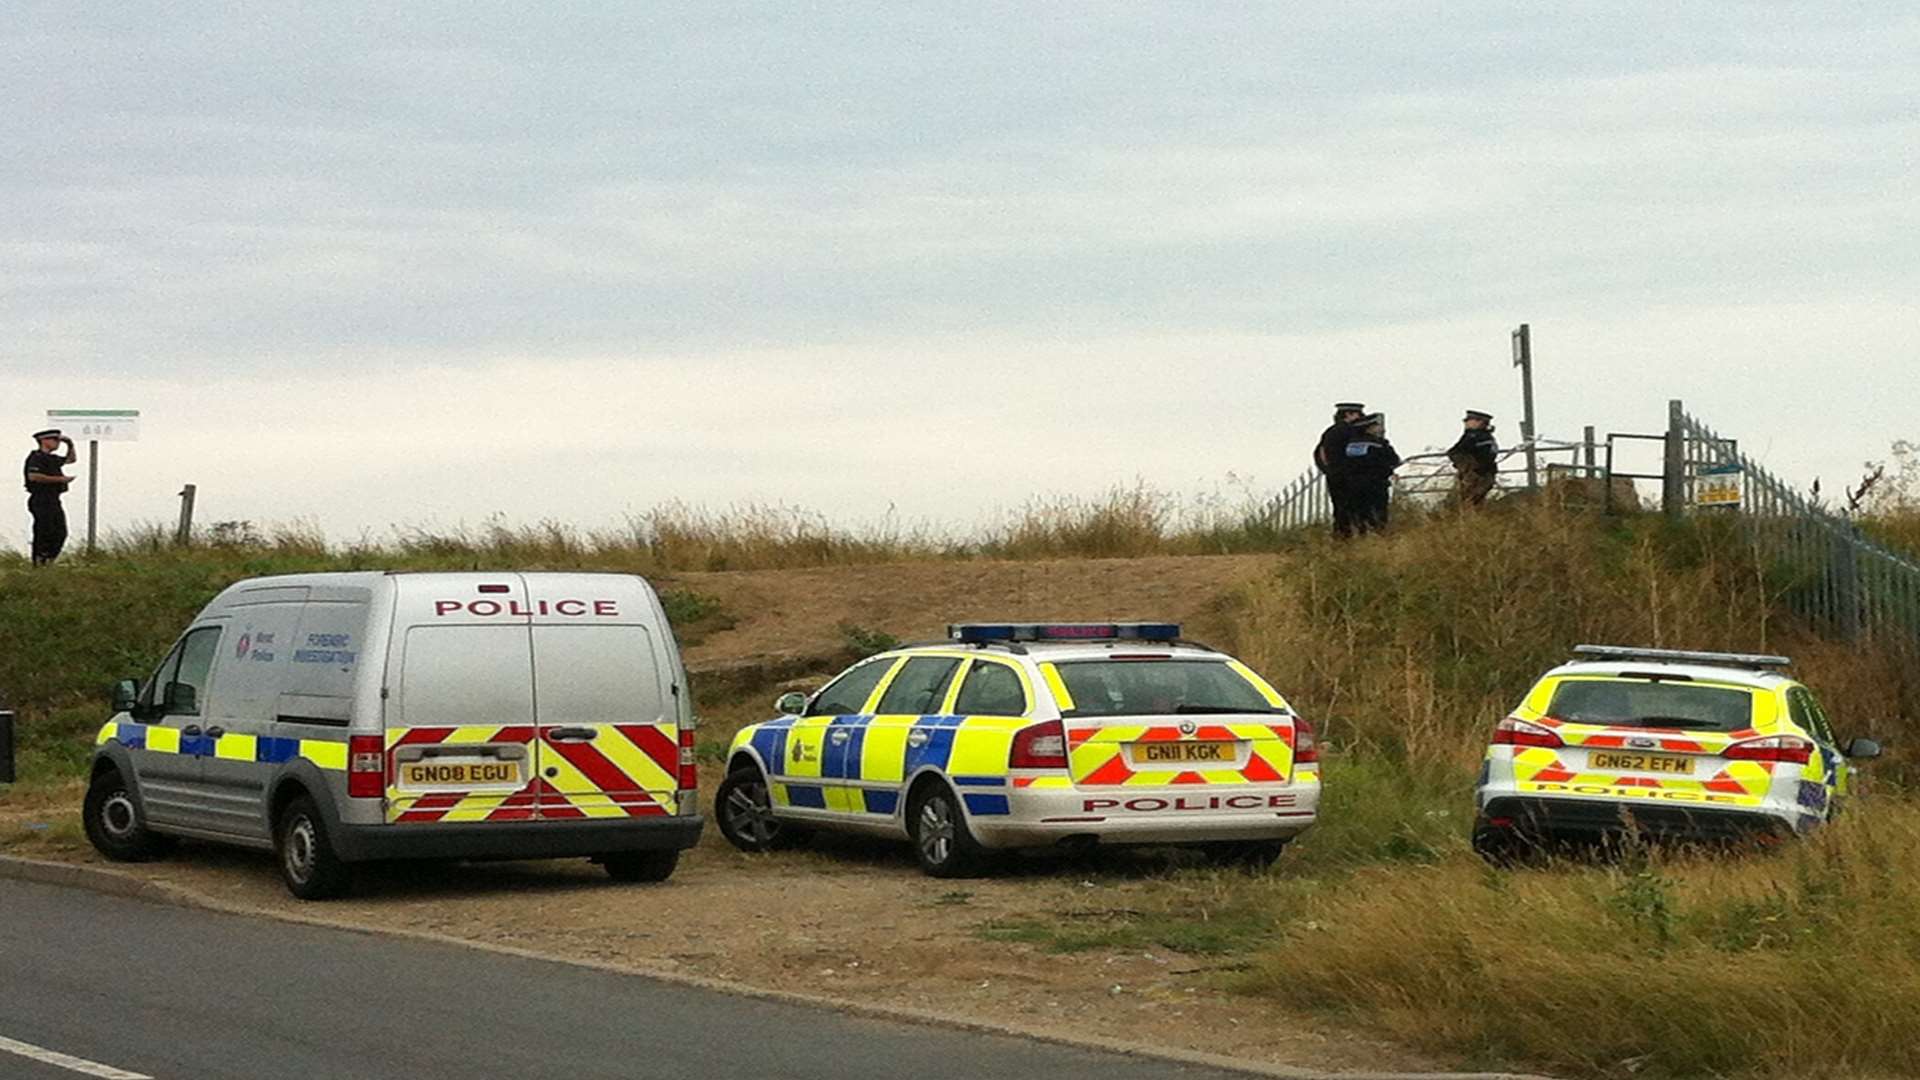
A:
[
  {"left": 1334, "top": 402, "right": 1366, "bottom": 413},
  {"left": 32, "top": 428, "right": 61, "bottom": 440},
  {"left": 1463, "top": 410, "right": 1493, "bottom": 422},
  {"left": 1360, "top": 412, "right": 1386, "bottom": 426}
]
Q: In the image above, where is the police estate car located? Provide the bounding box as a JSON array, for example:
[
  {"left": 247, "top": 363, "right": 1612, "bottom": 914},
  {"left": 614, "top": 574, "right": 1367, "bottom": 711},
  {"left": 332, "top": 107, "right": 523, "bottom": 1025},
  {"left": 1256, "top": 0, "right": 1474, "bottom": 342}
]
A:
[
  {"left": 1473, "top": 644, "right": 1881, "bottom": 860},
  {"left": 715, "top": 623, "right": 1320, "bottom": 876}
]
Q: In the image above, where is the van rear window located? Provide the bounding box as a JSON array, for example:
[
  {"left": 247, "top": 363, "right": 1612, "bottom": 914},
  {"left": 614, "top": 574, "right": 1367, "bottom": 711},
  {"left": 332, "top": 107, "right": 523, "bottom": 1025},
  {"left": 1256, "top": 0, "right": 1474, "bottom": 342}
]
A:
[
  {"left": 1546, "top": 679, "right": 1755, "bottom": 732},
  {"left": 400, "top": 627, "right": 534, "bottom": 728}
]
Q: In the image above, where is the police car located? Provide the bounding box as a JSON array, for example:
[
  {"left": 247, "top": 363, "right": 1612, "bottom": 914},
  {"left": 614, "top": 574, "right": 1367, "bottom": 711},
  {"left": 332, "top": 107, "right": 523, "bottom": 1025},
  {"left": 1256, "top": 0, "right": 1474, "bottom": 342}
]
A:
[
  {"left": 715, "top": 623, "right": 1320, "bottom": 876},
  {"left": 1473, "top": 644, "right": 1881, "bottom": 860}
]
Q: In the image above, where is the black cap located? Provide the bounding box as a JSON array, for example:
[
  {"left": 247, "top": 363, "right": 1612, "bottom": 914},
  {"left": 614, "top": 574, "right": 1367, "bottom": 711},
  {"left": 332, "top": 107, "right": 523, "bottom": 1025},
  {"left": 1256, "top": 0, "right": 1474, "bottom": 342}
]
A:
[
  {"left": 1334, "top": 402, "right": 1366, "bottom": 412},
  {"left": 1464, "top": 410, "right": 1493, "bottom": 422},
  {"left": 32, "top": 428, "right": 61, "bottom": 440}
]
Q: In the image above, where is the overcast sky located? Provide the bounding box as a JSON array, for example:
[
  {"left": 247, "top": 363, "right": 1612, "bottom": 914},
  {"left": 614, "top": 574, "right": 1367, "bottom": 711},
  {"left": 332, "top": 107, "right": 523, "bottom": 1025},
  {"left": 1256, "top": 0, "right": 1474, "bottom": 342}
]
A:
[{"left": 5, "top": 3, "right": 1915, "bottom": 549}]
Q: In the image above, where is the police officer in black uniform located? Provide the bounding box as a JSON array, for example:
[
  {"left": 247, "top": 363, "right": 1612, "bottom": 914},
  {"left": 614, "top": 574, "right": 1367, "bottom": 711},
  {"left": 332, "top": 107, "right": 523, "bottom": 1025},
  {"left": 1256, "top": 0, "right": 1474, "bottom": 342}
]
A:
[
  {"left": 1314, "top": 402, "right": 1367, "bottom": 538},
  {"left": 1344, "top": 413, "right": 1401, "bottom": 534},
  {"left": 1447, "top": 410, "right": 1499, "bottom": 506},
  {"left": 23, "top": 428, "right": 76, "bottom": 565}
]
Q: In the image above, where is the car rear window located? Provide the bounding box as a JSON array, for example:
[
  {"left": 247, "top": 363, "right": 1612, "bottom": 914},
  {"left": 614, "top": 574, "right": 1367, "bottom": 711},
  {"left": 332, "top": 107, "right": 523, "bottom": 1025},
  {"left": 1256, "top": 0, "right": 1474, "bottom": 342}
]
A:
[
  {"left": 1054, "top": 660, "right": 1276, "bottom": 717},
  {"left": 1546, "top": 679, "right": 1755, "bottom": 732}
]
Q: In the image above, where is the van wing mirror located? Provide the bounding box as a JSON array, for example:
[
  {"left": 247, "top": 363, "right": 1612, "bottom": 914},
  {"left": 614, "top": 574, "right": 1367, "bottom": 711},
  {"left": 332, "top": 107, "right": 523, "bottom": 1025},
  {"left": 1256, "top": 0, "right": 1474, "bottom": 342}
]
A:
[
  {"left": 163, "top": 682, "right": 197, "bottom": 715},
  {"left": 774, "top": 691, "right": 808, "bottom": 716},
  {"left": 1846, "top": 737, "right": 1882, "bottom": 760},
  {"left": 111, "top": 680, "right": 139, "bottom": 714}
]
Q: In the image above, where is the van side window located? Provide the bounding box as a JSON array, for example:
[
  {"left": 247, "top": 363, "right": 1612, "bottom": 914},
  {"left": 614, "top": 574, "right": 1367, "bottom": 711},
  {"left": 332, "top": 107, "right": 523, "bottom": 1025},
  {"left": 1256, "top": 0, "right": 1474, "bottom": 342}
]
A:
[
  {"left": 875, "top": 657, "right": 961, "bottom": 716},
  {"left": 954, "top": 663, "right": 1028, "bottom": 717},
  {"left": 809, "top": 660, "right": 894, "bottom": 716},
  {"left": 164, "top": 627, "right": 223, "bottom": 717}
]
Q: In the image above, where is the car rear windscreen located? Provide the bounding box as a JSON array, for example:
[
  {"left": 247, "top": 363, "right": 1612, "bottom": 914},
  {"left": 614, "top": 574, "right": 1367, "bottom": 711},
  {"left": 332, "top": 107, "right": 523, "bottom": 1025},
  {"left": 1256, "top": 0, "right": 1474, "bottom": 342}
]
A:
[
  {"left": 1547, "top": 679, "right": 1755, "bottom": 732},
  {"left": 1054, "top": 660, "right": 1276, "bottom": 717}
]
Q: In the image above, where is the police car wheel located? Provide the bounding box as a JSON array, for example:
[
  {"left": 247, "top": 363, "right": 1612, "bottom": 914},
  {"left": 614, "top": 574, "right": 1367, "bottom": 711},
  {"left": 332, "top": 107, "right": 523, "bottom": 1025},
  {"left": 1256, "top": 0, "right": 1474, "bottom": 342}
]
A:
[
  {"left": 276, "top": 794, "right": 352, "bottom": 901},
  {"left": 909, "top": 784, "right": 989, "bottom": 879},
  {"left": 601, "top": 850, "right": 679, "bottom": 883},
  {"left": 716, "top": 766, "right": 807, "bottom": 853},
  {"left": 83, "top": 769, "right": 169, "bottom": 862},
  {"left": 1198, "top": 839, "right": 1288, "bottom": 870}
]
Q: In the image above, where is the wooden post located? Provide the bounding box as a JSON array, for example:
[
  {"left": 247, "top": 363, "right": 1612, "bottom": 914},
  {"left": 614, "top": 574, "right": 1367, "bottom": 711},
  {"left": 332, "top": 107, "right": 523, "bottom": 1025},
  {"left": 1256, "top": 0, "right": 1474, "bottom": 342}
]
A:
[
  {"left": 1512, "top": 324, "right": 1539, "bottom": 490},
  {"left": 1663, "top": 400, "right": 1685, "bottom": 520},
  {"left": 176, "top": 484, "right": 197, "bottom": 546}
]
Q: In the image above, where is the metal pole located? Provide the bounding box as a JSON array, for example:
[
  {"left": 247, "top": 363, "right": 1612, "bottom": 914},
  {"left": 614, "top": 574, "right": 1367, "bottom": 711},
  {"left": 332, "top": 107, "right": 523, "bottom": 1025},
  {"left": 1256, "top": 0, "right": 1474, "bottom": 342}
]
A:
[
  {"left": 87, "top": 439, "right": 99, "bottom": 553},
  {"left": 1511, "top": 324, "right": 1539, "bottom": 491},
  {"left": 1663, "top": 399, "right": 1685, "bottom": 520},
  {"left": 176, "top": 484, "right": 197, "bottom": 546}
]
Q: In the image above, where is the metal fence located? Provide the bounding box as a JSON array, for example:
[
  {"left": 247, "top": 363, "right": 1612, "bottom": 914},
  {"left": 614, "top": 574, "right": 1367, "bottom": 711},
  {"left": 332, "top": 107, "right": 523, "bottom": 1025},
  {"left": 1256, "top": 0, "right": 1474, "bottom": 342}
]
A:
[
  {"left": 1255, "top": 437, "right": 1593, "bottom": 530},
  {"left": 1676, "top": 404, "right": 1920, "bottom": 650},
  {"left": 1256, "top": 467, "right": 1333, "bottom": 531}
]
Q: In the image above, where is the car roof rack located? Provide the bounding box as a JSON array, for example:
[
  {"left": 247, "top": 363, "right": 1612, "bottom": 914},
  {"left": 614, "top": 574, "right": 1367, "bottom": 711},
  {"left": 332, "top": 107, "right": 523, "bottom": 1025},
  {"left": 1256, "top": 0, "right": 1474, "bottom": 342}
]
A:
[{"left": 1570, "top": 644, "right": 1793, "bottom": 670}]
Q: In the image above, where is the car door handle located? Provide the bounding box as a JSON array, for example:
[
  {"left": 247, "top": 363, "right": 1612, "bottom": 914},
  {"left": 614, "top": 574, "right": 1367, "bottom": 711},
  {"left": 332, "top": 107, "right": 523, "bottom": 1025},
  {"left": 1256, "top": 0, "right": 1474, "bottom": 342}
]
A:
[
  {"left": 181, "top": 725, "right": 203, "bottom": 737},
  {"left": 907, "top": 730, "right": 929, "bottom": 747},
  {"left": 205, "top": 726, "right": 226, "bottom": 739},
  {"left": 829, "top": 730, "right": 851, "bottom": 744},
  {"left": 547, "top": 727, "right": 597, "bottom": 743}
]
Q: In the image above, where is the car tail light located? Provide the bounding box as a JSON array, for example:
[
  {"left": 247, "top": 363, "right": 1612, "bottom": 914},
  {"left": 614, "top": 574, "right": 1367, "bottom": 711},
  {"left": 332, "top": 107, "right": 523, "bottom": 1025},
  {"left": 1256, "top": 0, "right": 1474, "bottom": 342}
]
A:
[
  {"left": 1009, "top": 720, "right": 1068, "bottom": 769},
  {"left": 1491, "top": 717, "right": 1563, "bottom": 749},
  {"left": 347, "top": 735, "right": 385, "bottom": 798},
  {"left": 677, "top": 727, "right": 698, "bottom": 790},
  {"left": 1293, "top": 718, "right": 1319, "bottom": 764},
  {"left": 1724, "top": 735, "right": 1813, "bottom": 764}
]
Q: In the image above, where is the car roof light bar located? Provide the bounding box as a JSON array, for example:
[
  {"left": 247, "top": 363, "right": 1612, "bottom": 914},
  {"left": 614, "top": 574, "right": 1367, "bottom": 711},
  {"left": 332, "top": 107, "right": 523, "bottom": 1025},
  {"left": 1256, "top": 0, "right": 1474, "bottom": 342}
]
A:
[
  {"left": 949, "top": 622, "right": 1181, "bottom": 644},
  {"left": 1571, "top": 644, "right": 1793, "bottom": 670}
]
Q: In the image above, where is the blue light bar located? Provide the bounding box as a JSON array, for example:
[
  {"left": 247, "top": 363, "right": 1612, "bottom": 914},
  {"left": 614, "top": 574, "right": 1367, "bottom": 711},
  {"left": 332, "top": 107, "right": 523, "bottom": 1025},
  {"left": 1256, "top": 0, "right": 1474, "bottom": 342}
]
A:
[{"left": 948, "top": 622, "right": 1181, "bottom": 644}]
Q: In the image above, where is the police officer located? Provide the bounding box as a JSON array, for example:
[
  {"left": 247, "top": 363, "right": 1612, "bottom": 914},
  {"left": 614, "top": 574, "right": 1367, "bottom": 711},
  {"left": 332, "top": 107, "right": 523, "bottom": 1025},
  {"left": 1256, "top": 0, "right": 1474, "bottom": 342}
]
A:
[
  {"left": 23, "top": 428, "right": 76, "bottom": 565},
  {"left": 1314, "top": 402, "right": 1367, "bottom": 538},
  {"left": 1447, "top": 410, "right": 1499, "bottom": 507},
  {"left": 1344, "top": 413, "right": 1401, "bottom": 533}
]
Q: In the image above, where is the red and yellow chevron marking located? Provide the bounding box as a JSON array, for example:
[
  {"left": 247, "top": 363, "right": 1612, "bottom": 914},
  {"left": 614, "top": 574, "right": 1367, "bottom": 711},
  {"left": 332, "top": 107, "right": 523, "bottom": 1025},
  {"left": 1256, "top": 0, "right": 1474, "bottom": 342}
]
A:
[
  {"left": 1065, "top": 722, "right": 1295, "bottom": 787},
  {"left": 1511, "top": 747, "right": 1773, "bottom": 806},
  {"left": 384, "top": 724, "right": 679, "bottom": 824}
]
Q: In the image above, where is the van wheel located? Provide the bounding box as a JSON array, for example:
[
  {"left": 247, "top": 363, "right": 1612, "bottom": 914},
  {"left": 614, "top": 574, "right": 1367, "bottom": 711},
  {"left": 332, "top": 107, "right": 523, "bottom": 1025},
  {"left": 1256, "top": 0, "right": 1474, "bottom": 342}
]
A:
[
  {"left": 910, "top": 784, "right": 991, "bottom": 879},
  {"left": 1199, "top": 839, "right": 1289, "bottom": 871},
  {"left": 83, "top": 768, "right": 170, "bottom": 862},
  {"left": 716, "top": 766, "right": 807, "bottom": 853},
  {"left": 602, "top": 850, "right": 679, "bottom": 883},
  {"left": 276, "top": 794, "right": 353, "bottom": 901}
]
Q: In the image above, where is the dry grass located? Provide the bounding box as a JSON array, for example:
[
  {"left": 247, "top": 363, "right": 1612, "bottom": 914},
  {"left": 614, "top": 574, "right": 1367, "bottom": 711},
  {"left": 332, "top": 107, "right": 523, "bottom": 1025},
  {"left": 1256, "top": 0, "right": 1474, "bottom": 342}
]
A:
[{"left": 1245, "top": 805, "right": 1920, "bottom": 1078}]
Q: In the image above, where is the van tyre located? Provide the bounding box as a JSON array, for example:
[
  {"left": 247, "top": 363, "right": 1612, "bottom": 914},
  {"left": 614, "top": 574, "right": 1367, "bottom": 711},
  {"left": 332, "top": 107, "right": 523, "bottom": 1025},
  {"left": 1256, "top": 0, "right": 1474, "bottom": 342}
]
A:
[
  {"left": 1199, "top": 839, "right": 1288, "bottom": 871},
  {"left": 910, "top": 783, "right": 990, "bottom": 878},
  {"left": 276, "top": 794, "right": 352, "bottom": 900},
  {"left": 601, "top": 850, "right": 679, "bottom": 883},
  {"left": 716, "top": 765, "right": 808, "bottom": 853},
  {"left": 83, "top": 768, "right": 171, "bottom": 862}
]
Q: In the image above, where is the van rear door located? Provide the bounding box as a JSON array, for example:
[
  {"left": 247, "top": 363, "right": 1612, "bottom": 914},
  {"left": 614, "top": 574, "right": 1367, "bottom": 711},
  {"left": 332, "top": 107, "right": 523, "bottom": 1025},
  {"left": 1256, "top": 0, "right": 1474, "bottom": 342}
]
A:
[
  {"left": 387, "top": 578, "right": 539, "bottom": 824},
  {"left": 527, "top": 579, "right": 682, "bottom": 820}
]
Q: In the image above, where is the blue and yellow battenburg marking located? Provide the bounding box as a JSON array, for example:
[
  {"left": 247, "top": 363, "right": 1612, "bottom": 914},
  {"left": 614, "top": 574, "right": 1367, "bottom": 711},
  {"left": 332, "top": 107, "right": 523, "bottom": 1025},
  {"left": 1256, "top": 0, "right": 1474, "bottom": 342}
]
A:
[
  {"left": 96, "top": 720, "right": 346, "bottom": 770},
  {"left": 740, "top": 712, "right": 1022, "bottom": 817}
]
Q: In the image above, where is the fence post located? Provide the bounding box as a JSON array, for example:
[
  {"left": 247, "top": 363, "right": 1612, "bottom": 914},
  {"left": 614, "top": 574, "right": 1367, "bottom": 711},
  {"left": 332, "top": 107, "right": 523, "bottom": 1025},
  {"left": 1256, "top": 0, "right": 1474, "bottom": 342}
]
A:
[
  {"left": 1662, "top": 399, "right": 1685, "bottom": 520},
  {"left": 1512, "top": 324, "right": 1539, "bottom": 491},
  {"left": 175, "top": 484, "right": 197, "bottom": 546},
  {"left": 0, "top": 707, "right": 15, "bottom": 784}
]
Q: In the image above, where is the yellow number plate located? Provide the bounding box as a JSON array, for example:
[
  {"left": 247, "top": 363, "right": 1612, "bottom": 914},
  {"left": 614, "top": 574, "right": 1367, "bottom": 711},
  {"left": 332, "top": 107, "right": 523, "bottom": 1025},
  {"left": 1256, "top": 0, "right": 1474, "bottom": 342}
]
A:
[
  {"left": 400, "top": 760, "right": 521, "bottom": 787},
  {"left": 1128, "top": 742, "right": 1235, "bottom": 766},
  {"left": 1589, "top": 751, "right": 1693, "bottom": 775}
]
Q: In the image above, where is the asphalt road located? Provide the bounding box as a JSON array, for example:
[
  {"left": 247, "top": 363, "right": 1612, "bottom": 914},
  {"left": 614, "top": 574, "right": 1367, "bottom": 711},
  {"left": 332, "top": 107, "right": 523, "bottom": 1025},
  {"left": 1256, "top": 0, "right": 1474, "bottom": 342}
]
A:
[{"left": 0, "top": 878, "right": 1253, "bottom": 1080}]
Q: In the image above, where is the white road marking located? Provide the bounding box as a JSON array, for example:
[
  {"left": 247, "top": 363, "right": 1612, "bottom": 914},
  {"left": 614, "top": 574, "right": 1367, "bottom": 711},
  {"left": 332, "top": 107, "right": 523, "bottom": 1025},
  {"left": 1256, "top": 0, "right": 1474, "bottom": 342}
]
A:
[{"left": 0, "top": 1035, "right": 152, "bottom": 1079}]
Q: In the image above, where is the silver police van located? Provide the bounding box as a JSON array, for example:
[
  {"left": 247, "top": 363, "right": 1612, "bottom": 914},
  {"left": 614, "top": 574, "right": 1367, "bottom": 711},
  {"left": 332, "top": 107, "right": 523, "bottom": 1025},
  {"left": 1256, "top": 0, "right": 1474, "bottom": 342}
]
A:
[{"left": 84, "top": 572, "right": 702, "bottom": 899}]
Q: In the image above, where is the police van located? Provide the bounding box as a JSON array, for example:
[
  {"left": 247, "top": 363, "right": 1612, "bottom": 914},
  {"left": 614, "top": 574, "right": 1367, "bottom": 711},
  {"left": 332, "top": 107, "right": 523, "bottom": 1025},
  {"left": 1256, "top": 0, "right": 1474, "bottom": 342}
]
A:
[
  {"left": 716, "top": 623, "right": 1320, "bottom": 877},
  {"left": 84, "top": 572, "right": 702, "bottom": 899}
]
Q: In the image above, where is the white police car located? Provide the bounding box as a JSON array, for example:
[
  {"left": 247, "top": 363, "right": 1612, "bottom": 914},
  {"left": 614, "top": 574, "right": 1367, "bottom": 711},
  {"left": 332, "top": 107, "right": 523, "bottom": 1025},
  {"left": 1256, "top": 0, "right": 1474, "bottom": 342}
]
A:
[
  {"left": 1473, "top": 644, "right": 1881, "bottom": 860},
  {"left": 716, "top": 623, "right": 1321, "bottom": 876}
]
